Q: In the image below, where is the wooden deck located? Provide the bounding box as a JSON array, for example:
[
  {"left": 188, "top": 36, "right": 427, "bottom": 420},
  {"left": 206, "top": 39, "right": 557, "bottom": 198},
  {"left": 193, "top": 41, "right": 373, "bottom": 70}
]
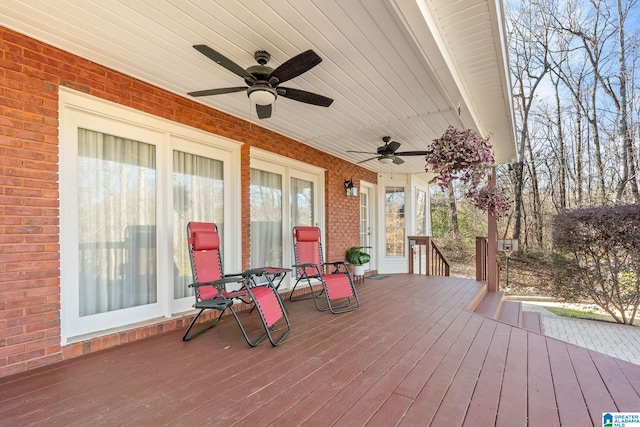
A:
[{"left": 1, "top": 275, "right": 639, "bottom": 426}]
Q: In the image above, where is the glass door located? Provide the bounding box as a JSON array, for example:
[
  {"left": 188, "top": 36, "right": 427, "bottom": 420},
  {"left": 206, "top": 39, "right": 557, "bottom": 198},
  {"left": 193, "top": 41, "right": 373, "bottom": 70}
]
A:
[{"left": 359, "top": 186, "right": 371, "bottom": 271}]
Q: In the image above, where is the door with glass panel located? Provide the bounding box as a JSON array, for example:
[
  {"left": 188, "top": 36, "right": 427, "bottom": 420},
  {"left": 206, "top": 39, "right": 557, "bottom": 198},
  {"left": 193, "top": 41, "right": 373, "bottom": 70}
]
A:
[
  {"left": 359, "top": 186, "right": 371, "bottom": 271},
  {"left": 250, "top": 162, "right": 318, "bottom": 289}
]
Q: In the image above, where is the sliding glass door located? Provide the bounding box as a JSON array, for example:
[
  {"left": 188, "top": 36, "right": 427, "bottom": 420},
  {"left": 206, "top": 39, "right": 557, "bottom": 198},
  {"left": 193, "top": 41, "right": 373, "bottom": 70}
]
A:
[{"left": 250, "top": 154, "right": 322, "bottom": 288}]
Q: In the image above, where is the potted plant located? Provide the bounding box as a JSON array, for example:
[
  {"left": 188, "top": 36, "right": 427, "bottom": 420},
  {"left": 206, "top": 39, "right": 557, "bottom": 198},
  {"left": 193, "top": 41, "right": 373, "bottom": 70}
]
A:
[{"left": 347, "top": 246, "right": 371, "bottom": 277}]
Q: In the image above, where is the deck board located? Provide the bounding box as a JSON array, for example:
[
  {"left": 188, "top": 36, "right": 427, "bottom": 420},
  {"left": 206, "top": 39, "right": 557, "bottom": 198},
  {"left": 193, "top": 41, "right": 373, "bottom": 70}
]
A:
[
  {"left": 464, "top": 322, "right": 512, "bottom": 426},
  {"left": 527, "top": 332, "right": 561, "bottom": 426},
  {"left": 0, "top": 274, "right": 639, "bottom": 426},
  {"left": 565, "top": 344, "right": 618, "bottom": 427},
  {"left": 546, "top": 338, "right": 593, "bottom": 426},
  {"left": 495, "top": 326, "right": 528, "bottom": 427},
  {"left": 398, "top": 313, "right": 484, "bottom": 426},
  {"left": 430, "top": 319, "right": 498, "bottom": 426}
]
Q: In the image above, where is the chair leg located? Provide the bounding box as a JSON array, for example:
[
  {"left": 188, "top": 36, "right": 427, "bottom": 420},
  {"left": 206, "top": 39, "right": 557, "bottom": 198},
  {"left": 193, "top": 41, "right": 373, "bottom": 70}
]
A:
[
  {"left": 289, "top": 277, "right": 324, "bottom": 303},
  {"left": 228, "top": 306, "right": 269, "bottom": 347},
  {"left": 182, "top": 308, "right": 226, "bottom": 341}
]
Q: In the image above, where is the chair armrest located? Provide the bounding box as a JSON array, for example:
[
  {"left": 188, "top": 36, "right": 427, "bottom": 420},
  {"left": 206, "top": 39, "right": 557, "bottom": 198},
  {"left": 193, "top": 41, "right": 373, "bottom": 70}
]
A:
[
  {"left": 189, "top": 276, "right": 245, "bottom": 290},
  {"left": 292, "top": 263, "right": 322, "bottom": 278},
  {"left": 223, "top": 272, "right": 245, "bottom": 278}
]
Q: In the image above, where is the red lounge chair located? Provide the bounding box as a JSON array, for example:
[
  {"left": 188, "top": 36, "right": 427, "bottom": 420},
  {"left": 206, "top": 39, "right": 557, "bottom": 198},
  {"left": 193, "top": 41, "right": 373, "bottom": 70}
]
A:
[
  {"left": 184, "top": 222, "right": 290, "bottom": 346},
  {"left": 290, "top": 226, "right": 360, "bottom": 313}
]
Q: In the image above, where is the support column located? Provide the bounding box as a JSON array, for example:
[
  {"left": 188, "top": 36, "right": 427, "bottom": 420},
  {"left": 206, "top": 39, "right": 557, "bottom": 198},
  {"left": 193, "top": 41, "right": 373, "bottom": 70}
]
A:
[{"left": 487, "top": 167, "right": 498, "bottom": 291}]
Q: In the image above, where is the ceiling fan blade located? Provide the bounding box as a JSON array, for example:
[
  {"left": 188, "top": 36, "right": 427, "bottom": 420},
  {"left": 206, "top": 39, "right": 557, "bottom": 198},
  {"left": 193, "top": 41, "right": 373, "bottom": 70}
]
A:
[
  {"left": 392, "top": 156, "right": 405, "bottom": 165},
  {"left": 268, "top": 50, "right": 322, "bottom": 84},
  {"left": 187, "top": 86, "right": 247, "bottom": 97},
  {"left": 193, "top": 44, "right": 255, "bottom": 82},
  {"left": 256, "top": 104, "right": 272, "bottom": 119},
  {"left": 387, "top": 141, "right": 401, "bottom": 153},
  {"left": 277, "top": 87, "right": 333, "bottom": 107},
  {"left": 394, "top": 151, "right": 430, "bottom": 156},
  {"left": 357, "top": 156, "right": 379, "bottom": 164}
]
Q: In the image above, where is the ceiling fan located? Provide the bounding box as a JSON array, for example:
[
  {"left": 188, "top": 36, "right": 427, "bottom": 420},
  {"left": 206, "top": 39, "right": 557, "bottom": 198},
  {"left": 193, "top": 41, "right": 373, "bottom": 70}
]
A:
[
  {"left": 188, "top": 45, "right": 333, "bottom": 119},
  {"left": 348, "top": 136, "right": 430, "bottom": 165}
]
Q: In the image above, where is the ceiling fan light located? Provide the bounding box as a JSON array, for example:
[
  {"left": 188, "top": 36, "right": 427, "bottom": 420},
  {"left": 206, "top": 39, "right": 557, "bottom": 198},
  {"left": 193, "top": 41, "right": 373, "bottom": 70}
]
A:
[
  {"left": 379, "top": 157, "right": 394, "bottom": 165},
  {"left": 248, "top": 87, "right": 276, "bottom": 105}
]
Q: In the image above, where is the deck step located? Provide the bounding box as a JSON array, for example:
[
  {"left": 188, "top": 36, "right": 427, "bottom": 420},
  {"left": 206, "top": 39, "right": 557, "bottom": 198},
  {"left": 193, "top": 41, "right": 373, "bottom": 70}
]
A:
[
  {"left": 474, "top": 291, "right": 504, "bottom": 319},
  {"left": 498, "top": 300, "right": 522, "bottom": 326},
  {"left": 521, "top": 311, "right": 543, "bottom": 333}
]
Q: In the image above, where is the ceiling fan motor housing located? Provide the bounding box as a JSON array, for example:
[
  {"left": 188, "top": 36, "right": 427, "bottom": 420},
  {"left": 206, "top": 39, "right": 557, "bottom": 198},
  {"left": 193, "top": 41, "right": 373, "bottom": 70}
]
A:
[{"left": 254, "top": 50, "right": 271, "bottom": 65}]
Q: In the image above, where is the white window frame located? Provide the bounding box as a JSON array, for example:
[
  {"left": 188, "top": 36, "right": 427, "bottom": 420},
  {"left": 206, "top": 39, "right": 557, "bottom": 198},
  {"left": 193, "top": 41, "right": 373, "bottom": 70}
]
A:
[{"left": 59, "top": 88, "right": 241, "bottom": 343}]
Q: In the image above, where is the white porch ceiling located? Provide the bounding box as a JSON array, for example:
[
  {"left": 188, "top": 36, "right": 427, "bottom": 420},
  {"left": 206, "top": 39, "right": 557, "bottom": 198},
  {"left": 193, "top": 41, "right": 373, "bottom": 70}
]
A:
[{"left": 0, "top": 0, "right": 516, "bottom": 174}]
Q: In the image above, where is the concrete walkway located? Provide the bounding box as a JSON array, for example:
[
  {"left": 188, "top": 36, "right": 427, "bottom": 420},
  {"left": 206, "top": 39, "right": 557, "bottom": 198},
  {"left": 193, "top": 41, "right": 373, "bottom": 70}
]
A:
[{"left": 522, "top": 301, "right": 640, "bottom": 365}]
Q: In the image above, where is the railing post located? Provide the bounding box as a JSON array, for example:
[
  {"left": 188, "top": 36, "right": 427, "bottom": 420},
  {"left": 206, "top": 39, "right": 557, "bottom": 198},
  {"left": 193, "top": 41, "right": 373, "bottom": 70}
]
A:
[
  {"left": 425, "top": 237, "right": 431, "bottom": 275},
  {"left": 476, "top": 236, "right": 486, "bottom": 281}
]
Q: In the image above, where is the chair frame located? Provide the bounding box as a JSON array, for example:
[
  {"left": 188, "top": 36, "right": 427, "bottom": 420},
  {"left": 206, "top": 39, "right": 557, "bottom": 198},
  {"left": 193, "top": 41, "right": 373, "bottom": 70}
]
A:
[
  {"left": 183, "top": 222, "right": 290, "bottom": 346},
  {"left": 290, "top": 226, "right": 360, "bottom": 314}
]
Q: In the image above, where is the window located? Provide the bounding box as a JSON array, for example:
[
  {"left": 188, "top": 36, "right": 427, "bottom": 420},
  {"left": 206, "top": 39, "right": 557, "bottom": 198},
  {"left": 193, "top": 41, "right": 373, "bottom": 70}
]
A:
[
  {"left": 385, "top": 186, "right": 405, "bottom": 256},
  {"left": 59, "top": 89, "right": 240, "bottom": 342},
  {"left": 77, "top": 129, "right": 157, "bottom": 316},
  {"left": 416, "top": 189, "right": 428, "bottom": 236},
  {"left": 291, "top": 177, "right": 314, "bottom": 226}
]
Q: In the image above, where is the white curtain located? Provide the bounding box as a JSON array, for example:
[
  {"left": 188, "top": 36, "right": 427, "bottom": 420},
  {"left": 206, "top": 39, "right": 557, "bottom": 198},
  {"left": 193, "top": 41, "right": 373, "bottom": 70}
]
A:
[
  {"left": 250, "top": 169, "right": 282, "bottom": 268},
  {"left": 173, "top": 151, "right": 224, "bottom": 299},
  {"left": 291, "top": 177, "right": 314, "bottom": 227},
  {"left": 77, "top": 129, "right": 156, "bottom": 316}
]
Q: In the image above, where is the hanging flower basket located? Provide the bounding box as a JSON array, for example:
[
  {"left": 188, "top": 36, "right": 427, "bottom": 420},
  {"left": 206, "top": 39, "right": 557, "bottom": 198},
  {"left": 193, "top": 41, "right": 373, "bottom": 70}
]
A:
[
  {"left": 425, "top": 126, "right": 510, "bottom": 215},
  {"left": 425, "top": 126, "right": 494, "bottom": 189},
  {"left": 466, "top": 185, "right": 511, "bottom": 216}
]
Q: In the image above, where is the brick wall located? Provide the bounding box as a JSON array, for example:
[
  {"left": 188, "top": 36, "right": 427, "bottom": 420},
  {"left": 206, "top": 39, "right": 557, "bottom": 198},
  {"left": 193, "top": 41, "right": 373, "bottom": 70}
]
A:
[{"left": 0, "top": 26, "right": 377, "bottom": 378}]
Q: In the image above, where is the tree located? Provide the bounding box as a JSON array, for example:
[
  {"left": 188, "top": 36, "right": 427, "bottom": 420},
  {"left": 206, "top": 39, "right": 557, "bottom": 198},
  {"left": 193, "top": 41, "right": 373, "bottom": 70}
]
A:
[{"left": 507, "top": 0, "right": 551, "bottom": 245}]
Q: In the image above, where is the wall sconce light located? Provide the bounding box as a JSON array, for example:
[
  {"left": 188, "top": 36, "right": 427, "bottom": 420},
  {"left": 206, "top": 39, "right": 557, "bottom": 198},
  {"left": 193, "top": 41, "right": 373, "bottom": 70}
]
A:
[{"left": 344, "top": 178, "right": 358, "bottom": 197}]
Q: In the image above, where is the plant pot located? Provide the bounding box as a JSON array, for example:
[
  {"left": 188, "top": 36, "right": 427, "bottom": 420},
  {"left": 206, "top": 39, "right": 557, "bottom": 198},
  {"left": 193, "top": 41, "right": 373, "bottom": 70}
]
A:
[{"left": 354, "top": 265, "right": 365, "bottom": 277}]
